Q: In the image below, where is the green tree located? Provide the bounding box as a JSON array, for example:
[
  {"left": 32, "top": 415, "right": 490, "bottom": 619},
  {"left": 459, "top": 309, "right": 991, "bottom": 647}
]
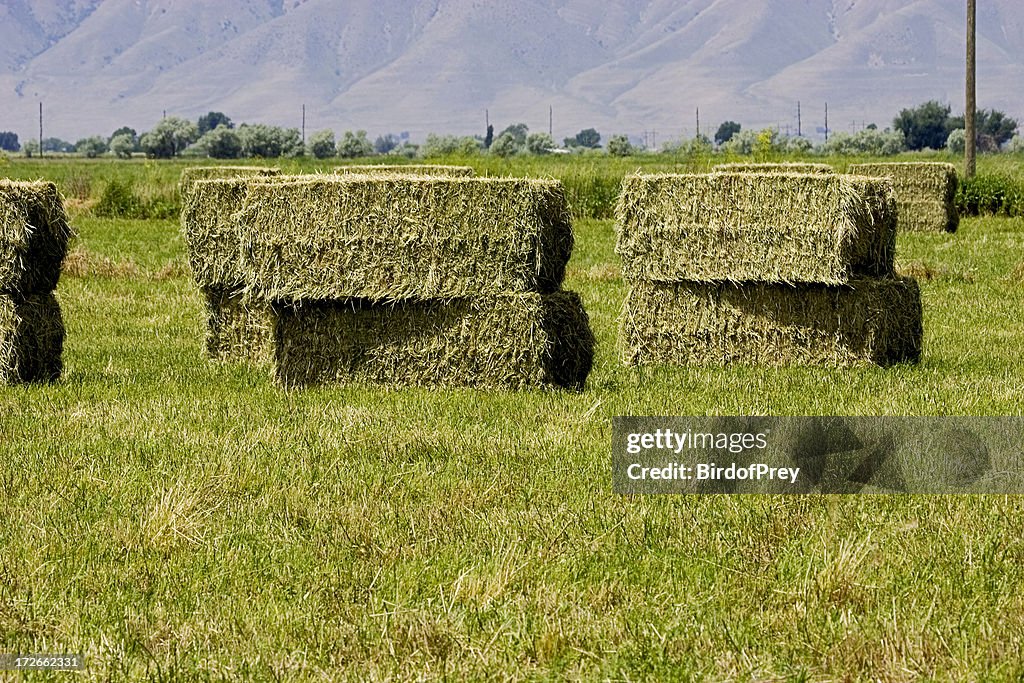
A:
[
  {"left": 607, "top": 134, "right": 634, "bottom": 156},
  {"left": 0, "top": 131, "right": 19, "bottom": 152},
  {"left": 193, "top": 125, "right": 243, "bottom": 158},
  {"left": 23, "top": 139, "right": 39, "bottom": 157},
  {"left": 893, "top": 101, "right": 952, "bottom": 151},
  {"left": 498, "top": 123, "right": 529, "bottom": 146},
  {"left": 307, "top": 130, "right": 336, "bottom": 159},
  {"left": 490, "top": 131, "right": 520, "bottom": 157},
  {"left": 237, "top": 124, "right": 300, "bottom": 158},
  {"left": 714, "top": 121, "right": 741, "bottom": 145},
  {"left": 525, "top": 132, "right": 554, "bottom": 155},
  {"left": 568, "top": 128, "right": 601, "bottom": 149},
  {"left": 75, "top": 136, "right": 108, "bottom": 158},
  {"left": 197, "top": 112, "right": 233, "bottom": 135},
  {"left": 140, "top": 117, "right": 199, "bottom": 158},
  {"left": 945, "top": 128, "right": 966, "bottom": 154},
  {"left": 484, "top": 124, "right": 494, "bottom": 149},
  {"left": 42, "top": 138, "right": 74, "bottom": 153},
  {"left": 374, "top": 134, "right": 398, "bottom": 155},
  {"left": 109, "top": 133, "right": 135, "bottom": 159},
  {"left": 336, "top": 130, "right": 374, "bottom": 158},
  {"left": 110, "top": 127, "right": 137, "bottom": 145},
  {"left": 948, "top": 109, "right": 1019, "bottom": 151}
]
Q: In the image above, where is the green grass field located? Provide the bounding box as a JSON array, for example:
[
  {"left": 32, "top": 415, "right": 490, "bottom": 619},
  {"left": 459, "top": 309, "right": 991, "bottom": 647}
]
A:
[{"left": 1, "top": 156, "right": 1024, "bottom": 680}]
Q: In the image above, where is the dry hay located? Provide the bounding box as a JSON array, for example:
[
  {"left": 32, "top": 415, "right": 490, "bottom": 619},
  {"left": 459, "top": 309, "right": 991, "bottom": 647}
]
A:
[
  {"left": 0, "top": 180, "right": 72, "bottom": 294},
  {"left": 203, "top": 287, "right": 275, "bottom": 363},
  {"left": 184, "top": 174, "right": 573, "bottom": 299},
  {"left": 848, "top": 162, "right": 958, "bottom": 233},
  {"left": 620, "top": 277, "right": 922, "bottom": 367},
  {"left": 178, "top": 166, "right": 281, "bottom": 197},
  {"left": 273, "top": 291, "right": 594, "bottom": 390},
  {"left": 712, "top": 162, "right": 835, "bottom": 174},
  {"left": 333, "top": 164, "right": 475, "bottom": 177},
  {"left": 0, "top": 292, "right": 64, "bottom": 383},
  {"left": 615, "top": 172, "right": 896, "bottom": 285}
]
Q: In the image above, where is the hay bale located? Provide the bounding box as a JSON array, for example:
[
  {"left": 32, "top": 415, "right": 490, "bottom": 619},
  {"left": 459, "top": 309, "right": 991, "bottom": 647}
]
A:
[
  {"left": 712, "top": 162, "right": 835, "bottom": 174},
  {"left": 615, "top": 173, "right": 896, "bottom": 284},
  {"left": 202, "top": 175, "right": 571, "bottom": 299},
  {"left": 0, "top": 292, "right": 64, "bottom": 383},
  {"left": 848, "top": 162, "right": 958, "bottom": 232},
  {"left": 0, "top": 180, "right": 71, "bottom": 294},
  {"left": 333, "top": 164, "right": 475, "bottom": 177},
  {"left": 179, "top": 166, "right": 280, "bottom": 196},
  {"left": 203, "top": 287, "right": 275, "bottom": 363},
  {"left": 621, "top": 277, "right": 922, "bottom": 367},
  {"left": 273, "top": 291, "right": 594, "bottom": 389}
]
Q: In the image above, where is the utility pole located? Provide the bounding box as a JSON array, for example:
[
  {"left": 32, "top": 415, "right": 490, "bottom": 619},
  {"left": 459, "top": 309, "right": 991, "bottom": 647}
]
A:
[
  {"left": 696, "top": 107, "right": 700, "bottom": 138},
  {"left": 38, "top": 102, "right": 43, "bottom": 159},
  {"left": 301, "top": 104, "right": 306, "bottom": 147},
  {"left": 549, "top": 105, "right": 553, "bottom": 138},
  {"left": 797, "top": 101, "right": 801, "bottom": 137},
  {"left": 485, "top": 109, "right": 489, "bottom": 130},
  {"left": 824, "top": 102, "right": 829, "bottom": 142},
  {"left": 965, "top": 0, "right": 977, "bottom": 178}
]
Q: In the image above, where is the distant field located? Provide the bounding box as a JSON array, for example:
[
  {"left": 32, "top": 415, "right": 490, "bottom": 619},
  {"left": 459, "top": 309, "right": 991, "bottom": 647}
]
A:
[{"left": 1, "top": 156, "right": 1023, "bottom": 680}]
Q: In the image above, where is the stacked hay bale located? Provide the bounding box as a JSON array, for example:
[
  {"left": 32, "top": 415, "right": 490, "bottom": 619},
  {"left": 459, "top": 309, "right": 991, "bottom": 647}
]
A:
[
  {"left": 183, "top": 174, "right": 594, "bottom": 389},
  {"left": 0, "top": 180, "right": 71, "bottom": 383},
  {"left": 848, "top": 162, "right": 958, "bottom": 232},
  {"left": 616, "top": 172, "right": 923, "bottom": 366}
]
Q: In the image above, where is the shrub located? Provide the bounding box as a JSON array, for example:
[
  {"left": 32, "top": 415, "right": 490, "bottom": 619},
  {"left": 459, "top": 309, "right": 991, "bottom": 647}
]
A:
[
  {"left": 607, "top": 135, "right": 634, "bottom": 157},
  {"left": 956, "top": 174, "right": 1024, "bottom": 217},
  {"left": 946, "top": 128, "right": 966, "bottom": 154},
  {"left": 307, "top": 130, "right": 336, "bottom": 159},
  {"left": 337, "top": 130, "right": 374, "bottom": 159}
]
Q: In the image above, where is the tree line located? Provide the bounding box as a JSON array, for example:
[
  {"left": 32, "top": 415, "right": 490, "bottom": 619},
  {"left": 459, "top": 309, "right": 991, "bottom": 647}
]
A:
[{"left": 0, "top": 101, "right": 1019, "bottom": 159}]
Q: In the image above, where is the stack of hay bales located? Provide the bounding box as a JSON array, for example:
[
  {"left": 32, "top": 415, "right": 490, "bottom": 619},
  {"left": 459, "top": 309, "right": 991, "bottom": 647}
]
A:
[
  {"left": 848, "top": 162, "right": 959, "bottom": 232},
  {"left": 0, "top": 180, "right": 70, "bottom": 383},
  {"left": 183, "top": 173, "right": 594, "bottom": 389},
  {"left": 616, "top": 172, "right": 923, "bottom": 366}
]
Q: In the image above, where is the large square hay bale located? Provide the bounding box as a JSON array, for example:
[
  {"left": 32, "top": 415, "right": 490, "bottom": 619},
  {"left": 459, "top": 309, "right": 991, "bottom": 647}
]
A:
[
  {"left": 848, "top": 162, "right": 958, "bottom": 232},
  {"left": 187, "top": 175, "right": 573, "bottom": 299},
  {"left": 273, "top": 291, "right": 594, "bottom": 390},
  {"left": 621, "top": 277, "right": 922, "bottom": 367},
  {"left": 0, "top": 180, "right": 71, "bottom": 294},
  {"left": 0, "top": 292, "right": 64, "bottom": 383},
  {"left": 333, "top": 164, "right": 475, "bottom": 177},
  {"left": 203, "top": 287, "right": 275, "bottom": 363},
  {"left": 615, "top": 173, "right": 896, "bottom": 284},
  {"left": 712, "top": 162, "right": 835, "bottom": 174}
]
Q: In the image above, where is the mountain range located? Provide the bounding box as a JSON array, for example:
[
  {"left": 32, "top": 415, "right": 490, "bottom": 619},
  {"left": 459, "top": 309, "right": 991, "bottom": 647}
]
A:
[{"left": 1, "top": 0, "right": 1022, "bottom": 146}]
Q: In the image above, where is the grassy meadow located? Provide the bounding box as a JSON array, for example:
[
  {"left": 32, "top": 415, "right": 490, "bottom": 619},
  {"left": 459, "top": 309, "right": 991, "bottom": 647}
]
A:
[{"left": 1, "top": 153, "right": 1023, "bottom": 680}]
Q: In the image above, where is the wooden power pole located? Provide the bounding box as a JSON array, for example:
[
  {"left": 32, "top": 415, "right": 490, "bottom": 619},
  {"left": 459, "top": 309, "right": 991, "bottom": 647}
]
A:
[{"left": 965, "top": 0, "right": 977, "bottom": 178}]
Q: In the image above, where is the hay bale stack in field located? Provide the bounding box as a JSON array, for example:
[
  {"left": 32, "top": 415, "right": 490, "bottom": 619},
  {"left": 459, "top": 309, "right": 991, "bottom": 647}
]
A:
[
  {"left": 333, "top": 164, "right": 475, "bottom": 177},
  {"left": 849, "top": 162, "right": 959, "bottom": 233},
  {"left": 712, "top": 162, "right": 835, "bottom": 175},
  {"left": 615, "top": 172, "right": 923, "bottom": 367},
  {"left": 182, "top": 174, "right": 595, "bottom": 388},
  {"left": 0, "top": 180, "right": 70, "bottom": 383}
]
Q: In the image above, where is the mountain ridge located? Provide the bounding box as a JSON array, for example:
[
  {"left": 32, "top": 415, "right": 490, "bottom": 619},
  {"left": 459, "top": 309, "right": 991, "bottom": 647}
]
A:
[{"left": 1, "top": 0, "right": 1021, "bottom": 145}]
